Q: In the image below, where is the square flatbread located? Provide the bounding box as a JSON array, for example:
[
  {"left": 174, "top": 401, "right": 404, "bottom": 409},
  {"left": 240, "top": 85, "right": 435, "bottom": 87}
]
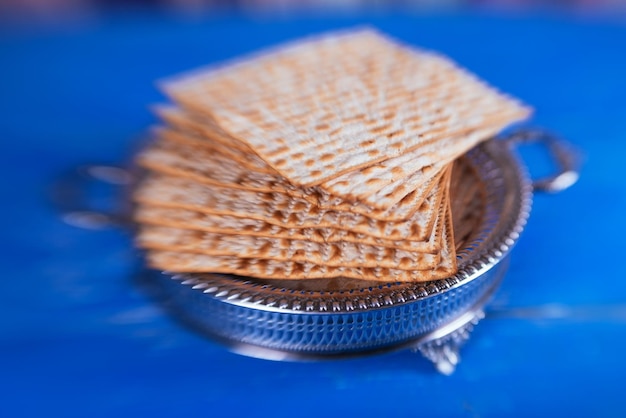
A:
[
  {"left": 153, "top": 104, "right": 507, "bottom": 209},
  {"left": 133, "top": 167, "right": 449, "bottom": 242},
  {"left": 142, "top": 194, "right": 456, "bottom": 282},
  {"left": 162, "top": 28, "right": 530, "bottom": 208},
  {"left": 137, "top": 129, "right": 445, "bottom": 222}
]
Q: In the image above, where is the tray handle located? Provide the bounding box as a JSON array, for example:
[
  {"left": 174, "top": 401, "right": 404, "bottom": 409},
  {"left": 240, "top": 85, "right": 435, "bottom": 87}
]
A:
[
  {"left": 51, "top": 164, "right": 132, "bottom": 229},
  {"left": 502, "top": 129, "right": 581, "bottom": 193}
]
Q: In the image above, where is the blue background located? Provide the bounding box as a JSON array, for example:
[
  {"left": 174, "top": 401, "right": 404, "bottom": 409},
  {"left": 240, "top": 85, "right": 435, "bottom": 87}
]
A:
[{"left": 1, "top": 13, "right": 626, "bottom": 417}]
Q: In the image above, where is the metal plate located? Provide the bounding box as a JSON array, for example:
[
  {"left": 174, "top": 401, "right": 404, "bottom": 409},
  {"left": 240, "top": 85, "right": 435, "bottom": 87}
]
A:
[{"left": 148, "top": 138, "right": 533, "bottom": 358}]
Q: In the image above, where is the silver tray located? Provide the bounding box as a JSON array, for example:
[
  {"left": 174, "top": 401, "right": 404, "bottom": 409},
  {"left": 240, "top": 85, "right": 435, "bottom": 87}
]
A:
[{"left": 58, "top": 129, "right": 579, "bottom": 374}]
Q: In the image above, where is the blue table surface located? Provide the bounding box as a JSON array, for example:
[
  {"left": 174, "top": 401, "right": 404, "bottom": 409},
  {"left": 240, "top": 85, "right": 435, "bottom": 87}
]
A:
[{"left": 1, "top": 12, "right": 626, "bottom": 418}]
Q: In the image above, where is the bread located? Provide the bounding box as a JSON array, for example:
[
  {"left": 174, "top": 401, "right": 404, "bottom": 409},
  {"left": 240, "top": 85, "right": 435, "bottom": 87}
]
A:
[
  {"left": 132, "top": 28, "right": 530, "bottom": 283},
  {"left": 162, "top": 29, "right": 529, "bottom": 203}
]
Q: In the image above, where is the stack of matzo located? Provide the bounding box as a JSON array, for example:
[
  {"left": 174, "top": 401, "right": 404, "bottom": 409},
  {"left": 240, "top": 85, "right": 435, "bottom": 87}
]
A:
[{"left": 133, "top": 29, "right": 530, "bottom": 282}]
